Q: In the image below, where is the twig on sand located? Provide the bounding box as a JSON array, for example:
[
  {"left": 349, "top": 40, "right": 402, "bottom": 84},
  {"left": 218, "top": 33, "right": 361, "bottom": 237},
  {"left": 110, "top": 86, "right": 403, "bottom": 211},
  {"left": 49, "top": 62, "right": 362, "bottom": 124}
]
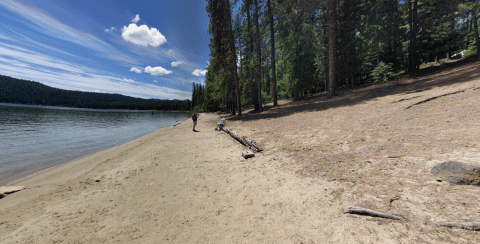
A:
[
  {"left": 405, "top": 90, "right": 466, "bottom": 109},
  {"left": 345, "top": 207, "right": 406, "bottom": 221},
  {"left": 439, "top": 221, "right": 480, "bottom": 231},
  {"left": 391, "top": 95, "right": 421, "bottom": 103}
]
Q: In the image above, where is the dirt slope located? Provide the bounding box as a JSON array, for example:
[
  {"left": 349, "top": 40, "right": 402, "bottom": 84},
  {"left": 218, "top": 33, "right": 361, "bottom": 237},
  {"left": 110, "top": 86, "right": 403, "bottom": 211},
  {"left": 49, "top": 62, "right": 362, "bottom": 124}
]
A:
[{"left": 227, "top": 57, "right": 480, "bottom": 242}]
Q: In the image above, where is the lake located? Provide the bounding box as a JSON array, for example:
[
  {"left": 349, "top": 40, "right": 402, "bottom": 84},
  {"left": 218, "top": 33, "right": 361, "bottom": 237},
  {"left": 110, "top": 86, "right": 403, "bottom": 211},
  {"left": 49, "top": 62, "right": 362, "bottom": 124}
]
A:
[{"left": 0, "top": 103, "right": 190, "bottom": 186}]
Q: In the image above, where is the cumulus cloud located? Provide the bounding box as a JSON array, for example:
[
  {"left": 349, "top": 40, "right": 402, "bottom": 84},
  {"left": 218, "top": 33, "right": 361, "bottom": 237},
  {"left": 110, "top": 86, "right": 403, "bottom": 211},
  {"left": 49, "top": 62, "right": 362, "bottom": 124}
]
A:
[
  {"left": 129, "top": 67, "right": 142, "bottom": 73},
  {"left": 104, "top": 27, "right": 115, "bottom": 33},
  {"left": 122, "top": 24, "right": 166, "bottom": 47},
  {"left": 132, "top": 14, "right": 140, "bottom": 24},
  {"left": 171, "top": 61, "right": 183, "bottom": 67},
  {"left": 192, "top": 69, "right": 207, "bottom": 76},
  {"left": 145, "top": 66, "right": 172, "bottom": 76},
  {"left": 153, "top": 80, "right": 158, "bottom": 83}
]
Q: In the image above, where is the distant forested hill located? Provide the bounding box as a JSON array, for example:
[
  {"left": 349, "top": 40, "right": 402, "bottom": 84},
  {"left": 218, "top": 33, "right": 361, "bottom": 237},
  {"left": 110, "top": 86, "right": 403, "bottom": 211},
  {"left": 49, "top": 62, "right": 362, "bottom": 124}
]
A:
[{"left": 0, "top": 75, "right": 191, "bottom": 110}]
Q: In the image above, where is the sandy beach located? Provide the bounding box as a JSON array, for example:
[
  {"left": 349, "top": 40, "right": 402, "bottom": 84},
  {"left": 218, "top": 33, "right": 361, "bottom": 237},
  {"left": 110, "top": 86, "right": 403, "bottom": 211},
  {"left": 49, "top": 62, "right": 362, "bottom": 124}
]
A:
[{"left": 2, "top": 59, "right": 480, "bottom": 243}]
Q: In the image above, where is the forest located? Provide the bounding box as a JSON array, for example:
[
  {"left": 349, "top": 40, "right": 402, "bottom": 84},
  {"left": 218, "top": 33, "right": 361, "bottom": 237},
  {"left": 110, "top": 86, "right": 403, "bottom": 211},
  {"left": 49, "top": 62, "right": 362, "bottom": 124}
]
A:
[
  {"left": 192, "top": 0, "right": 480, "bottom": 114},
  {"left": 0, "top": 75, "right": 190, "bottom": 111}
]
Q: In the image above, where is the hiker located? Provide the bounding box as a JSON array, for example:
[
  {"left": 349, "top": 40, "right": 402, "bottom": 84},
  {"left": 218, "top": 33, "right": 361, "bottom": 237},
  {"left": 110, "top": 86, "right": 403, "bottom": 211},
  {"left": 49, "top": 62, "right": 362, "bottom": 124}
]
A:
[{"left": 192, "top": 111, "right": 198, "bottom": 131}]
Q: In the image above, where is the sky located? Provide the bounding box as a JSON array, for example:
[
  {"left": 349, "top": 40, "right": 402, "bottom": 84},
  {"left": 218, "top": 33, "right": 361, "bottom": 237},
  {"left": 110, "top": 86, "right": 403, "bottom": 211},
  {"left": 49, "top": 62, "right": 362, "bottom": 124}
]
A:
[{"left": 0, "top": 0, "right": 212, "bottom": 100}]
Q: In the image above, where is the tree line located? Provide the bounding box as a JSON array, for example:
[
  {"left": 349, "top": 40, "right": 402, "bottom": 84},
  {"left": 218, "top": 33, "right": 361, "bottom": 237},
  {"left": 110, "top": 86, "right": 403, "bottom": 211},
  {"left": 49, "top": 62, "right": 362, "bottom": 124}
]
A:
[
  {"left": 0, "top": 75, "right": 190, "bottom": 111},
  {"left": 195, "top": 0, "right": 480, "bottom": 115}
]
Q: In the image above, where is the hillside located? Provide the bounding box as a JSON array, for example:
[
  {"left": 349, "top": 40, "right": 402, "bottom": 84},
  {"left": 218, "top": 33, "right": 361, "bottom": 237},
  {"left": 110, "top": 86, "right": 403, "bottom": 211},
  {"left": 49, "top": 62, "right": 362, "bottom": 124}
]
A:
[{"left": 0, "top": 75, "right": 190, "bottom": 111}]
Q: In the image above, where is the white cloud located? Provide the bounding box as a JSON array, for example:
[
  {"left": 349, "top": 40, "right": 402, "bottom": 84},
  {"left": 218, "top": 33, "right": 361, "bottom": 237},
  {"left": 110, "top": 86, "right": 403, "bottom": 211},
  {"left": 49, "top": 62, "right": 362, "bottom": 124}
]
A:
[
  {"left": 145, "top": 66, "right": 173, "bottom": 76},
  {"left": 171, "top": 61, "right": 183, "bottom": 67},
  {"left": 122, "top": 24, "right": 166, "bottom": 47},
  {"left": 122, "top": 78, "right": 136, "bottom": 83},
  {"left": 153, "top": 80, "right": 158, "bottom": 83},
  {"left": 192, "top": 69, "right": 207, "bottom": 76},
  {"left": 0, "top": 55, "right": 191, "bottom": 100},
  {"left": 105, "top": 27, "right": 116, "bottom": 33},
  {"left": 132, "top": 14, "right": 140, "bottom": 24},
  {"left": 0, "top": 1, "right": 140, "bottom": 66},
  {"left": 129, "top": 67, "right": 143, "bottom": 73}
]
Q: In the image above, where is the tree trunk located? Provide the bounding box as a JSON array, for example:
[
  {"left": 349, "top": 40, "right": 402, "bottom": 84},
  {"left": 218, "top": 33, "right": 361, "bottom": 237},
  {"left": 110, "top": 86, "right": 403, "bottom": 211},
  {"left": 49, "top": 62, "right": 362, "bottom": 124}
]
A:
[
  {"left": 226, "top": 0, "right": 241, "bottom": 115},
  {"left": 408, "top": 0, "right": 413, "bottom": 72},
  {"left": 376, "top": 6, "right": 380, "bottom": 66},
  {"left": 474, "top": 11, "right": 480, "bottom": 57},
  {"left": 254, "top": 0, "right": 263, "bottom": 110},
  {"left": 267, "top": 0, "right": 277, "bottom": 106},
  {"left": 410, "top": 0, "right": 418, "bottom": 71},
  {"left": 246, "top": 1, "right": 259, "bottom": 111},
  {"left": 328, "top": 0, "right": 337, "bottom": 98}
]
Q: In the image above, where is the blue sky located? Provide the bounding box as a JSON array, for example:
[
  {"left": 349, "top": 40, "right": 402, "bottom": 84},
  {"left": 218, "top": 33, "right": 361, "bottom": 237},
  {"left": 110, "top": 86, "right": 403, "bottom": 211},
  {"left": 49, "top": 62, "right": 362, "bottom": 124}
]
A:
[{"left": 0, "top": 0, "right": 211, "bottom": 100}]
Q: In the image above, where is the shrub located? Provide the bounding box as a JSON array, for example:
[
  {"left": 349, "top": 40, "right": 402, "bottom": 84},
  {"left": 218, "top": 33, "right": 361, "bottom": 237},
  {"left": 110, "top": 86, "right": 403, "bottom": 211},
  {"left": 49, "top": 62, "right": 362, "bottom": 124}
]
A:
[{"left": 370, "top": 62, "right": 397, "bottom": 83}]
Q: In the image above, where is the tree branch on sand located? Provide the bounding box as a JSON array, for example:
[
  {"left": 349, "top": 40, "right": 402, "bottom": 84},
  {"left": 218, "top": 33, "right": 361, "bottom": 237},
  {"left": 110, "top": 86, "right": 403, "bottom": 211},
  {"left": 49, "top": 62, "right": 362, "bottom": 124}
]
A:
[{"left": 345, "top": 207, "right": 406, "bottom": 221}]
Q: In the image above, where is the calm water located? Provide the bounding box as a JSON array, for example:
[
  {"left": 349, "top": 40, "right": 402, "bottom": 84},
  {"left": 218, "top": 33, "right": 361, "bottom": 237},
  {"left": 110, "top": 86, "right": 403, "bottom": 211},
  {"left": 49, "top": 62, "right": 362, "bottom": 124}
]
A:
[{"left": 0, "top": 104, "right": 189, "bottom": 186}]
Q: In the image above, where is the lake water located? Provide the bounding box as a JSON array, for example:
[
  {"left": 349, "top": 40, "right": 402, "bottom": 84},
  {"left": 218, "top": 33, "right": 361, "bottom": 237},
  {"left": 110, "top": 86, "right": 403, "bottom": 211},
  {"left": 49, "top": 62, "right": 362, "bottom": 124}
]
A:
[{"left": 0, "top": 104, "right": 190, "bottom": 186}]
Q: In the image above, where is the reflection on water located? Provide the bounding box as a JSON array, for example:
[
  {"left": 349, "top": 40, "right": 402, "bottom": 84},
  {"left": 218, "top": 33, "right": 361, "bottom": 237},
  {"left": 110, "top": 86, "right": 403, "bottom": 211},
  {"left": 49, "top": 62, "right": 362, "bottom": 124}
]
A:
[{"left": 0, "top": 104, "right": 189, "bottom": 186}]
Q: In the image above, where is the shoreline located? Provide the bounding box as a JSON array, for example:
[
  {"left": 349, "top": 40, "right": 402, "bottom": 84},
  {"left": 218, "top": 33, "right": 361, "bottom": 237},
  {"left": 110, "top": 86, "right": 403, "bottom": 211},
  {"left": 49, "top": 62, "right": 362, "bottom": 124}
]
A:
[
  {"left": 2, "top": 115, "right": 191, "bottom": 187},
  {"left": 0, "top": 109, "right": 190, "bottom": 187},
  {"left": 0, "top": 102, "right": 190, "bottom": 113}
]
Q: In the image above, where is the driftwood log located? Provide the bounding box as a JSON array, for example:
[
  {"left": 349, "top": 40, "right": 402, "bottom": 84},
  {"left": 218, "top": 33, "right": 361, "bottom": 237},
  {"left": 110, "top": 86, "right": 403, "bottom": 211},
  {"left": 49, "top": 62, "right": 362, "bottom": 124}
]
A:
[
  {"left": 405, "top": 90, "right": 465, "bottom": 109},
  {"left": 220, "top": 126, "right": 262, "bottom": 152},
  {"left": 345, "top": 207, "right": 406, "bottom": 221},
  {"left": 439, "top": 221, "right": 480, "bottom": 231}
]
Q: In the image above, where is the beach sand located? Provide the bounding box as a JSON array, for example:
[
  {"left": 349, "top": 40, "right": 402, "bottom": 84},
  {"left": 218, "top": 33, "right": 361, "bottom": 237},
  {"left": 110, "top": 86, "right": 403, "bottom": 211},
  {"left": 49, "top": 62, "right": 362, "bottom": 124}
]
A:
[{"left": 2, "top": 58, "right": 480, "bottom": 243}]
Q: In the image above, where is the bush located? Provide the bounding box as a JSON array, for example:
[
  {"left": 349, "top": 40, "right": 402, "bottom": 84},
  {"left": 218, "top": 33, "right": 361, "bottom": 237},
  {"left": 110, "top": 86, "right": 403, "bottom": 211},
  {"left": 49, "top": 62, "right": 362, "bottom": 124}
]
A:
[{"left": 370, "top": 62, "right": 397, "bottom": 83}]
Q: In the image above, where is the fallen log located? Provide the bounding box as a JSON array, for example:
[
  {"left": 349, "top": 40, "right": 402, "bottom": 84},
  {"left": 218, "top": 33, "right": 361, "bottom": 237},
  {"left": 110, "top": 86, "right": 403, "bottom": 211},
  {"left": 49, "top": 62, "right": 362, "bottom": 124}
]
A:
[
  {"left": 345, "top": 207, "right": 406, "bottom": 221},
  {"left": 243, "top": 137, "right": 262, "bottom": 152},
  {"left": 391, "top": 95, "right": 421, "bottom": 103},
  {"left": 220, "top": 126, "right": 247, "bottom": 147},
  {"left": 405, "top": 89, "right": 466, "bottom": 109},
  {"left": 219, "top": 126, "right": 262, "bottom": 152},
  {"left": 439, "top": 221, "right": 480, "bottom": 231}
]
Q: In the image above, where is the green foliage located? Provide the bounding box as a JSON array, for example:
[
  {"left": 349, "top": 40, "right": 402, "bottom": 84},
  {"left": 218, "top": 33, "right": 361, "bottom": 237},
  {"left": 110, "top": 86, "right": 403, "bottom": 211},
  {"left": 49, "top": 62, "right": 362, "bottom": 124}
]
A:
[
  {"left": 370, "top": 62, "right": 397, "bottom": 83},
  {"left": 463, "top": 47, "right": 476, "bottom": 57},
  {"left": 419, "top": 61, "right": 439, "bottom": 68}
]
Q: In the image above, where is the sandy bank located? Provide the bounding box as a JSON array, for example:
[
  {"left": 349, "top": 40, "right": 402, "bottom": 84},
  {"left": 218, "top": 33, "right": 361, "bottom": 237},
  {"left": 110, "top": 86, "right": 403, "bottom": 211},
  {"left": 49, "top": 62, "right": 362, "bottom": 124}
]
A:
[{"left": 2, "top": 58, "right": 480, "bottom": 243}]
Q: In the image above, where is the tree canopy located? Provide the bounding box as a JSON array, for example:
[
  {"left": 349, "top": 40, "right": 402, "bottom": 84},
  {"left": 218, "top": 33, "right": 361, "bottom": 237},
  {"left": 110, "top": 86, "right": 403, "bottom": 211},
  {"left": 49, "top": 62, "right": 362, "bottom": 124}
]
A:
[{"left": 197, "top": 0, "right": 476, "bottom": 114}]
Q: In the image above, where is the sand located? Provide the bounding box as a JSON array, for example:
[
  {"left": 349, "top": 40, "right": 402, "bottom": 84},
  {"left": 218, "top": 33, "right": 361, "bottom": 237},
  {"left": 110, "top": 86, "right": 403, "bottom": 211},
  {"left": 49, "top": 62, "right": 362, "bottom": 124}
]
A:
[{"left": 1, "top": 58, "right": 480, "bottom": 243}]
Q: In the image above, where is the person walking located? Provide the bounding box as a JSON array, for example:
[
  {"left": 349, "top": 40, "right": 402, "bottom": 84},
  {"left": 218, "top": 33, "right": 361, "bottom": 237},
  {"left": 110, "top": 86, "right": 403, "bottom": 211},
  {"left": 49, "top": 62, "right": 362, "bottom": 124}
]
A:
[{"left": 192, "top": 111, "right": 198, "bottom": 131}]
